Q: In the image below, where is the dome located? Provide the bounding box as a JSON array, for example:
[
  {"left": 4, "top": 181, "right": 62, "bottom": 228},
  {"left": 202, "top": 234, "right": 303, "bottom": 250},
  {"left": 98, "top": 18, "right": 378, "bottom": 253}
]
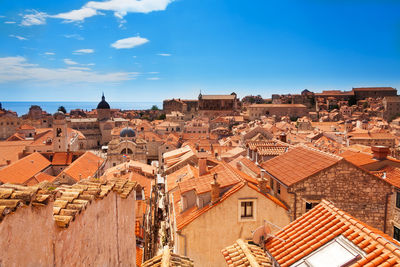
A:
[
  {"left": 53, "top": 111, "right": 65, "bottom": 120},
  {"left": 120, "top": 127, "right": 135, "bottom": 138},
  {"left": 97, "top": 93, "right": 110, "bottom": 109}
]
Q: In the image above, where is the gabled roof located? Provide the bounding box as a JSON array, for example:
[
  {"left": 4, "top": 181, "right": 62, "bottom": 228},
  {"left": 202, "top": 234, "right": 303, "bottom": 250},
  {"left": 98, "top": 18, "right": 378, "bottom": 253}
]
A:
[
  {"left": 265, "top": 200, "right": 400, "bottom": 266},
  {"left": 0, "top": 152, "right": 51, "bottom": 185},
  {"left": 52, "top": 152, "right": 74, "bottom": 166},
  {"left": 372, "top": 165, "right": 400, "bottom": 188},
  {"left": 222, "top": 239, "right": 272, "bottom": 267},
  {"left": 261, "top": 146, "right": 341, "bottom": 187},
  {"left": 58, "top": 151, "right": 103, "bottom": 181}
]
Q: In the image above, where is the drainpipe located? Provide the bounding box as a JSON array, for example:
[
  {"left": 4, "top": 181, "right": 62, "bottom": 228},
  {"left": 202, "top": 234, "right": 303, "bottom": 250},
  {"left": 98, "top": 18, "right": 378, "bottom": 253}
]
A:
[
  {"left": 288, "top": 189, "right": 297, "bottom": 220},
  {"left": 384, "top": 189, "right": 394, "bottom": 233},
  {"left": 176, "top": 230, "right": 187, "bottom": 256}
]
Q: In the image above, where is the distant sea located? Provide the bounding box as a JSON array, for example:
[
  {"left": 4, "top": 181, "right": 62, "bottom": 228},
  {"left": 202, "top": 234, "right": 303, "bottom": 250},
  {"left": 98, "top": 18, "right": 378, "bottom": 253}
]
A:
[{"left": 1, "top": 101, "right": 163, "bottom": 116}]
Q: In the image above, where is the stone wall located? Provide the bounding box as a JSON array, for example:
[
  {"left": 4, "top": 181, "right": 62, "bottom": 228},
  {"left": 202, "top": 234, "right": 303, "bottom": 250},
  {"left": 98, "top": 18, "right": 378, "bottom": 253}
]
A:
[
  {"left": 0, "top": 189, "right": 136, "bottom": 266},
  {"left": 290, "top": 160, "right": 392, "bottom": 231}
]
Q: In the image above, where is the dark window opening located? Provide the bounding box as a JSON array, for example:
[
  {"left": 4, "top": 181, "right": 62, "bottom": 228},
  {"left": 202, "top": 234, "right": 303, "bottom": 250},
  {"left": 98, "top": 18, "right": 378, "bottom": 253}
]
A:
[{"left": 241, "top": 201, "right": 253, "bottom": 219}]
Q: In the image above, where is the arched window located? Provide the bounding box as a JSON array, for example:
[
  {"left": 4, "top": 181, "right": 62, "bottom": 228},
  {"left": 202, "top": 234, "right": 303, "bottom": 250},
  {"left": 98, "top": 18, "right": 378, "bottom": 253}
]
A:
[{"left": 121, "top": 148, "right": 133, "bottom": 154}]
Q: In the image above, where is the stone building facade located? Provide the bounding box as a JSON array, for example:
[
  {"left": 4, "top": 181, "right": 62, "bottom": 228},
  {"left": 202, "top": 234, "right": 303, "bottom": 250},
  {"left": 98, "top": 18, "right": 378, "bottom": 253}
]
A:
[
  {"left": 247, "top": 104, "right": 307, "bottom": 120},
  {"left": 267, "top": 159, "right": 393, "bottom": 232}
]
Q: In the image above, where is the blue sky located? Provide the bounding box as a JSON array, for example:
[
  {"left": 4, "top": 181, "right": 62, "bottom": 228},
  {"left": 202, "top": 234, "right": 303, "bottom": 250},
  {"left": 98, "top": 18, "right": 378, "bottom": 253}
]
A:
[{"left": 1, "top": 0, "right": 400, "bottom": 101}]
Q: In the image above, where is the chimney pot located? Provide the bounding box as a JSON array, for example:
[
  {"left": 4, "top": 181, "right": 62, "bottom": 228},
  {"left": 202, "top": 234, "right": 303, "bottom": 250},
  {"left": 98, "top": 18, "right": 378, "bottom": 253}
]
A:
[
  {"left": 372, "top": 146, "right": 390, "bottom": 160},
  {"left": 211, "top": 173, "right": 220, "bottom": 203},
  {"left": 258, "top": 177, "right": 269, "bottom": 194}
]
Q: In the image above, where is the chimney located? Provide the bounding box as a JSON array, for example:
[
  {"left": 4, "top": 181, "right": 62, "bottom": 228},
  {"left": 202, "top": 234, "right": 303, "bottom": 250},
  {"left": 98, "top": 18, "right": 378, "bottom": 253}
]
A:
[
  {"left": 372, "top": 146, "right": 390, "bottom": 160},
  {"left": 198, "top": 152, "right": 208, "bottom": 176},
  {"left": 258, "top": 177, "right": 268, "bottom": 194},
  {"left": 279, "top": 133, "right": 287, "bottom": 143},
  {"left": 211, "top": 173, "right": 220, "bottom": 204}
]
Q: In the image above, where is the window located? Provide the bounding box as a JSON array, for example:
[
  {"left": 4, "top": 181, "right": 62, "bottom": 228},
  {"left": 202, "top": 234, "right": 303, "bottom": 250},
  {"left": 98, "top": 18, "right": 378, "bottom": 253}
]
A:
[
  {"left": 241, "top": 201, "right": 253, "bottom": 219},
  {"left": 305, "top": 201, "right": 318, "bottom": 212},
  {"left": 277, "top": 183, "right": 281, "bottom": 194},
  {"left": 396, "top": 192, "right": 400, "bottom": 209},
  {"left": 270, "top": 178, "right": 274, "bottom": 190},
  {"left": 394, "top": 226, "right": 400, "bottom": 241}
]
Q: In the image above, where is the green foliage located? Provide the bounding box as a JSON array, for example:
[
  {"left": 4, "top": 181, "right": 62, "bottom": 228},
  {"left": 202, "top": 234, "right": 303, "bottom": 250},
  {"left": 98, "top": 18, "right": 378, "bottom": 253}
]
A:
[
  {"left": 158, "top": 114, "right": 166, "bottom": 120},
  {"left": 58, "top": 106, "right": 67, "bottom": 113},
  {"left": 151, "top": 105, "right": 159, "bottom": 111}
]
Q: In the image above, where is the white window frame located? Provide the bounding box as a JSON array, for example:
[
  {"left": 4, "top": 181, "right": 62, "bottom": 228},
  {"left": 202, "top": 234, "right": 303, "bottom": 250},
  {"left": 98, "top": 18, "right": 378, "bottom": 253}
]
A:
[{"left": 238, "top": 198, "right": 257, "bottom": 222}]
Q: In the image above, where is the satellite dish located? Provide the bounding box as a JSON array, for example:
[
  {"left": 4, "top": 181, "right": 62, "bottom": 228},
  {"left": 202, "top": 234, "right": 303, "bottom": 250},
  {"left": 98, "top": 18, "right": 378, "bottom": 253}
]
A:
[{"left": 252, "top": 224, "right": 271, "bottom": 246}]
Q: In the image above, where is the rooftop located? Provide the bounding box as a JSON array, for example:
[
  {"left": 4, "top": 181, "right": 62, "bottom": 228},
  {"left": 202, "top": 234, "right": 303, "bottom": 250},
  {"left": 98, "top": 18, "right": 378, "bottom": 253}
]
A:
[
  {"left": 265, "top": 199, "right": 400, "bottom": 266},
  {"left": 261, "top": 146, "right": 341, "bottom": 186}
]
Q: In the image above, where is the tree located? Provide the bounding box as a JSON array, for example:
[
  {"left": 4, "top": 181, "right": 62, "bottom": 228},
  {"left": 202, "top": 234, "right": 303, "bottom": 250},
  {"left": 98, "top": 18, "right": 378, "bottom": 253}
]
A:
[
  {"left": 58, "top": 106, "right": 67, "bottom": 114},
  {"left": 151, "top": 105, "right": 159, "bottom": 111}
]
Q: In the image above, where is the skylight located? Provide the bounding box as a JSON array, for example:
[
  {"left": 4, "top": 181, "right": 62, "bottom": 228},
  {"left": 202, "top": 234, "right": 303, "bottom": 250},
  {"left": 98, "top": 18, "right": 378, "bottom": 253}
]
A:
[{"left": 291, "top": 235, "right": 365, "bottom": 267}]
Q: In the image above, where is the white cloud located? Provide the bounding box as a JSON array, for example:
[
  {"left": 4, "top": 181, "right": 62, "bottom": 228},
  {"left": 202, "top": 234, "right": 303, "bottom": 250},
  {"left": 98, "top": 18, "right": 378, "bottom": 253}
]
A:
[
  {"left": 0, "top": 56, "right": 138, "bottom": 83},
  {"left": 111, "top": 36, "right": 149, "bottom": 49},
  {"left": 9, "top": 35, "right": 28, "bottom": 41},
  {"left": 21, "top": 10, "right": 47, "bottom": 26},
  {"left": 21, "top": 0, "right": 173, "bottom": 26},
  {"left": 148, "top": 71, "right": 159, "bottom": 74},
  {"left": 50, "top": 7, "right": 100, "bottom": 22},
  {"left": 44, "top": 52, "right": 55, "bottom": 55},
  {"left": 63, "top": 34, "right": 84, "bottom": 40},
  {"left": 5, "top": 21, "right": 16, "bottom": 24},
  {"left": 73, "top": 49, "right": 95, "bottom": 54},
  {"left": 64, "top": 59, "right": 79, "bottom": 65},
  {"left": 85, "top": 0, "right": 173, "bottom": 17},
  {"left": 157, "top": 53, "right": 171, "bottom": 56},
  {"left": 68, "top": 66, "right": 91, "bottom": 71},
  {"left": 147, "top": 77, "right": 159, "bottom": 80}
]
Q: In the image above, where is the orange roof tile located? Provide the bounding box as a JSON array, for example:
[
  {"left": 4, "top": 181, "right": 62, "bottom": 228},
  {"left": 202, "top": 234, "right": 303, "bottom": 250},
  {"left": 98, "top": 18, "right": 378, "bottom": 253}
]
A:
[
  {"left": 136, "top": 247, "right": 143, "bottom": 267},
  {"left": 340, "top": 150, "right": 378, "bottom": 166},
  {"left": 52, "top": 152, "right": 74, "bottom": 166},
  {"left": 261, "top": 146, "right": 341, "bottom": 186},
  {"left": 34, "top": 172, "right": 55, "bottom": 183},
  {"left": 265, "top": 200, "right": 400, "bottom": 266},
  {"left": 371, "top": 166, "right": 400, "bottom": 188},
  {"left": 18, "top": 124, "right": 35, "bottom": 130},
  {"left": 222, "top": 239, "right": 272, "bottom": 267},
  {"left": 59, "top": 151, "right": 104, "bottom": 181},
  {"left": 0, "top": 152, "right": 51, "bottom": 184}
]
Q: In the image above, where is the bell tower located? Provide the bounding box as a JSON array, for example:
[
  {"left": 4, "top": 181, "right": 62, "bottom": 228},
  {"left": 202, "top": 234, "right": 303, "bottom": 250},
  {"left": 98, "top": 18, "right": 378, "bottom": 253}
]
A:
[{"left": 53, "top": 111, "right": 69, "bottom": 152}]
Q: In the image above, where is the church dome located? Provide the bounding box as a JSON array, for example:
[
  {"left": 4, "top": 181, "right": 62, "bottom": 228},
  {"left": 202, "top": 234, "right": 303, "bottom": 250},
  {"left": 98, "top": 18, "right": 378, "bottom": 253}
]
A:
[
  {"left": 120, "top": 127, "right": 136, "bottom": 138},
  {"left": 97, "top": 93, "right": 110, "bottom": 109},
  {"left": 53, "top": 111, "right": 65, "bottom": 120}
]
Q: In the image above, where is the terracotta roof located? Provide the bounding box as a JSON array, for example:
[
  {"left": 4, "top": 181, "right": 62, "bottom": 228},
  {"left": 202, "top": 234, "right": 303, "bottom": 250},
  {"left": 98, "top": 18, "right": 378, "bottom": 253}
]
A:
[
  {"left": 142, "top": 247, "right": 194, "bottom": 267},
  {"left": 166, "top": 164, "right": 198, "bottom": 192},
  {"left": 177, "top": 163, "right": 243, "bottom": 194},
  {"left": 58, "top": 151, "right": 104, "bottom": 181},
  {"left": 135, "top": 219, "right": 144, "bottom": 239},
  {"left": 265, "top": 199, "right": 400, "bottom": 266},
  {"left": 257, "top": 146, "right": 288, "bottom": 156},
  {"left": 0, "top": 152, "right": 51, "bottom": 185},
  {"left": 260, "top": 146, "right": 341, "bottom": 186},
  {"left": 52, "top": 152, "right": 74, "bottom": 166},
  {"left": 136, "top": 246, "right": 143, "bottom": 267},
  {"left": 53, "top": 178, "right": 137, "bottom": 228},
  {"left": 340, "top": 150, "right": 378, "bottom": 166},
  {"left": 236, "top": 156, "right": 261, "bottom": 176},
  {"left": 18, "top": 124, "right": 35, "bottom": 130},
  {"left": 371, "top": 166, "right": 400, "bottom": 188},
  {"left": 222, "top": 239, "right": 272, "bottom": 267},
  {"left": 248, "top": 104, "right": 306, "bottom": 108},
  {"left": 175, "top": 182, "right": 245, "bottom": 230},
  {"left": 34, "top": 172, "right": 55, "bottom": 183}
]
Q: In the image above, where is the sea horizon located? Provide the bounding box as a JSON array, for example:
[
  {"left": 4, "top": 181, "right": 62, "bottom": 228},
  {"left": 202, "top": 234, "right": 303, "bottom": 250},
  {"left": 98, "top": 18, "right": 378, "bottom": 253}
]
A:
[{"left": 1, "top": 101, "right": 163, "bottom": 116}]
